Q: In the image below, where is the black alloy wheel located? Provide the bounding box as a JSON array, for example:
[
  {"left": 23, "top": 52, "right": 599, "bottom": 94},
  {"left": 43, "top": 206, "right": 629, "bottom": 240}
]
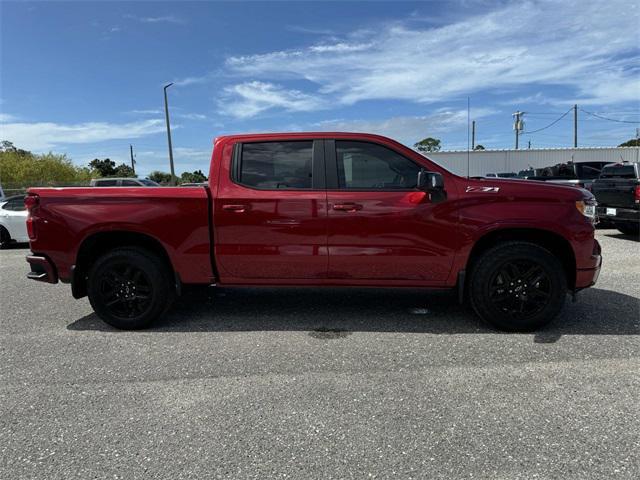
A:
[
  {"left": 87, "top": 248, "right": 174, "bottom": 329},
  {"left": 468, "top": 241, "right": 566, "bottom": 331}
]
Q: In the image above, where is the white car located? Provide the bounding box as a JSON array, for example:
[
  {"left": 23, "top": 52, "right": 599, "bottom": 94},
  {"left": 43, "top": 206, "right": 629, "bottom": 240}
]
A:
[{"left": 0, "top": 195, "right": 29, "bottom": 247}]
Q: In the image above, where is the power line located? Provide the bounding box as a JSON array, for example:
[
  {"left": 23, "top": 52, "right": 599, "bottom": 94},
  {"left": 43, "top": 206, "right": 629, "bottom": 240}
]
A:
[
  {"left": 521, "top": 107, "right": 573, "bottom": 134},
  {"left": 579, "top": 108, "right": 640, "bottom": 124}
]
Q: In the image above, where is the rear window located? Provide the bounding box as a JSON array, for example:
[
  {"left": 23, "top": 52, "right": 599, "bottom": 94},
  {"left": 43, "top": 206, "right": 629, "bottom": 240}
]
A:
[
  {"left": 599, "top": 165, "right": 637, "bottom": 179},
  {"left": 575, "top": 162, "right": 607, "bottom": 179},
  {"left": 237, "top": 141, "right": 313, "bottom": 189},
  {"left": 2, "top": 196, "right": 26, "bottom": 211},
  {"left": 95, "top": 179, "right": 118, "bottom": 186}
]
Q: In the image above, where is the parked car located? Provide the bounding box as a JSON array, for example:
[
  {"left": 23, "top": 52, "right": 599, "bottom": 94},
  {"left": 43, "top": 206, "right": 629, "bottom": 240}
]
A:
[
  {"left": 25, "top": 132, "right": 601, "bottom": 332},
  {"left": 0, "top": 195, "right": 28, "bottom": 247},
  {"left": 591, "top": 162, "right": 640, "bottom": 236},
  {"left": 485, "top": 172, "right": 518, "bottom": 178},
  {"left": 526, "top": 161, "right": 609, "bottom": 190},
  {"left": 90, "top": 178, "right": 159, "bottom": 187}
]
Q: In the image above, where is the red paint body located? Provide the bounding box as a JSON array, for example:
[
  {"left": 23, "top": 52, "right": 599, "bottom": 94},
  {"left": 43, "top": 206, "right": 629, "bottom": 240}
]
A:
[{"left": 26, "top": 132, "right": 601, "bottom": 292}]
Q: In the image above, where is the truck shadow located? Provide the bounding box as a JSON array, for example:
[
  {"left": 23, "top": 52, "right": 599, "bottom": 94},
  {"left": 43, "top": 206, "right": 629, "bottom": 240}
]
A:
[
  {"left": 603, "top": 232, "right": 640, "bottom": 242},
  {"left": 67, "top": 287, "right": 639, "bottom": 343}
]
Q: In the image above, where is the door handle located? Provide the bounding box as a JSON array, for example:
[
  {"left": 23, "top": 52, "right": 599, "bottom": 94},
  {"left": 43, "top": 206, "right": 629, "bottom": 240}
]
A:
[
  {"left": 332, "top": 203, "right": 363, "bottom": 212},
  {"left": 222, "top": 204, "right": 247, "bottom": 212}
]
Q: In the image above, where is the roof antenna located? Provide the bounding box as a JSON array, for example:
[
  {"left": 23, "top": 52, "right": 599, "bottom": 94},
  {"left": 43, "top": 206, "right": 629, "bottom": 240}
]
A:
[{"left": 467, "top": 96, "right": 471, "bottom": 179}]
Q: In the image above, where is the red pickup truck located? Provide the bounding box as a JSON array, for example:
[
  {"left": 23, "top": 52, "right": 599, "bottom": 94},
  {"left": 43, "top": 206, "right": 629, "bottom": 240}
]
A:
[{"left": 25, "top": 132, "right": 601, "bottom": 331}]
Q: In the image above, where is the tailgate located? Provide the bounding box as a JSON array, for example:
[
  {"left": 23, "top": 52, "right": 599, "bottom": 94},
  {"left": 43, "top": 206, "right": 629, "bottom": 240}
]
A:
[{"left": 592, "top": 179, "right": 638, "bottom": 208}]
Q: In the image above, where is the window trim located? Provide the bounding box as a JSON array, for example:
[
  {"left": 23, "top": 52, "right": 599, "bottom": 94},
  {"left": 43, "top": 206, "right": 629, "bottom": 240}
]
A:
[
  {"left": 230, "top": 139, "right": 325, "bottom": 191},
  {"left": 325, "top": 139, "right": 424, "bottom": 191}
]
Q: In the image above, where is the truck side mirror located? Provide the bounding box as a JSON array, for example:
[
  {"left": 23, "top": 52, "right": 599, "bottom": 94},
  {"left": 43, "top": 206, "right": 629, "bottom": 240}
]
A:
[{"left": 417, "top": 170, "right": 444, "bottom": 191}]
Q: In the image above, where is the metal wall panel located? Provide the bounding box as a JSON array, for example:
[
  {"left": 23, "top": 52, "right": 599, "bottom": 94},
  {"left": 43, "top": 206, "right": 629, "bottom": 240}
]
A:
[{"left": 426, "top": 147, "right": 640, "bottom": 177}]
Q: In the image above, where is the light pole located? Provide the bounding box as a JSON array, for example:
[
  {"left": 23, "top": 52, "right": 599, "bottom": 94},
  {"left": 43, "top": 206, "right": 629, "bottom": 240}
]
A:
[{"left": 163, "top": 82, "right": 176, "bottom": 185}]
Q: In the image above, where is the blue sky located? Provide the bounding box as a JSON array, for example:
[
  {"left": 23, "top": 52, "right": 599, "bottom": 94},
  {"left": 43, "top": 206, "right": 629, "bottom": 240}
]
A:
[{"left": 1, "top": 0, "right": 639, "bottom": 177}]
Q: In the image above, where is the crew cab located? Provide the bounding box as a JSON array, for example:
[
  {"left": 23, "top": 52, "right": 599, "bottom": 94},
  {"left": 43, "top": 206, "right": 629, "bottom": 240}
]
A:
[
  {"left": 25, "top": 133, "right": 601, "bottom": 331},
  {"left": 591, "top": 162, "right": 640, "bottom": 236}
]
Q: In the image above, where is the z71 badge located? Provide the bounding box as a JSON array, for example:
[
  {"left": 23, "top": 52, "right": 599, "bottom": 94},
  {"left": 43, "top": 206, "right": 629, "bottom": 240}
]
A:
[{"left": 465, "top": 186, "right": 500, "bottom": 193}]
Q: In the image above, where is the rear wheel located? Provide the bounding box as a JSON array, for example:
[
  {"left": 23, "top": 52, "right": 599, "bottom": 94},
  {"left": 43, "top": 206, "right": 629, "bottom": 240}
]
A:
[
  {"left": 87, "top": 248, "right": 174, "bottom": 329},
  {"left": 468, "top": 242, "right": 567, "bottom": 331},
  {"left": 615, "top": 222, "right": 640, "bottom": 237},
  {"left": 0, "top": 226, "right": 11, "bottom": 248}
]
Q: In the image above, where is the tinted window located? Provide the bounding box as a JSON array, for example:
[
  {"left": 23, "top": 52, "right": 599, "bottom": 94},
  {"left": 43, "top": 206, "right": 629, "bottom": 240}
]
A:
[
  {"left": 140, "top": 179, "right": 159, "bottom": 186},
  {"left": 239, "top": 141, "right": 313, "bottom": 189},
  {"left": 575, "top": 162, "right": 607, "bottom": 179},
  {"left": 336, "top": 141, "right": 420, "bottom": 189},
  {"left": 2, "top": 196, "right": 26, "bottom": 211},
  {"left": 121, "top": 179, "right": 140, "bottom": 186},
  {"left": 95, "top": 180, "right": 118, "bottom": 186},
  {"left": 600, "top": 165, "right": 637, "bottom": 179}
]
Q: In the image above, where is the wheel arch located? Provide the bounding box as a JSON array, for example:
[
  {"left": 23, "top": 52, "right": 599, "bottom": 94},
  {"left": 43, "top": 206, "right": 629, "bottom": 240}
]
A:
[
  {"left": 465, "top": 227, "right": 577, "bottom": 290},
  {"left": 72, "top": 231, "right": 178, "bottom": 299}
]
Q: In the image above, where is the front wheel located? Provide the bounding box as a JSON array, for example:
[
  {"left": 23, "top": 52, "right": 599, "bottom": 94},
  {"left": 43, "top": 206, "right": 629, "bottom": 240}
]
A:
[
  {"left": 468, "top": 242, "right": 567, "bottom": 332},
  {"left": 87, "top": 248, "right": 174, "bottom": 329}
]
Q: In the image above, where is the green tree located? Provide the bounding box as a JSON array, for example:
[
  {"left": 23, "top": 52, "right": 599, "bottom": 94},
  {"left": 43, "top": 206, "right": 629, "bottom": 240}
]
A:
[
  {"left": 148, "top": 171, "right": 172, "bottom": 184},
  {"left": 88, "top": 158, "right": 116, "bottom": 177},
  {"left": 180, "top": 169, "right": 208, "bottom": 184},
  {"left": 114, "top": 163, "right": 136, "bottom": 177},
  {"left": 0, "top": 142, "right": 93, "bottom": 186},
  {"left": 618, "top": 138, "right": 640, "bottom": 147},
  {"left": 414, "top": 137, "right": 441, "bottom": 152},
  {"left": 473, "top": 144, "right": 486, "bottom": 150}
]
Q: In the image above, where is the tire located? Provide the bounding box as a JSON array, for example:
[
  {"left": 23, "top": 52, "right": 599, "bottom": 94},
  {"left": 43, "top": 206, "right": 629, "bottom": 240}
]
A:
[
  {"left": 0, "top": 226, "right": 11, "bottom": 249},
  {"left": 468, "top": 242, "right": 567, "bottom": 332},
  {"left": 615, "top": 222, "right": 640, "bottom": 237},
  {"left": 87, "top": 247, "right": 174, "bottom": 329}
]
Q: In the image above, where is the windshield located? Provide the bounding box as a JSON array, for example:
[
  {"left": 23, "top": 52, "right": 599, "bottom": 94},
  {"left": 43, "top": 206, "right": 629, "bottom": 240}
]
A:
[{"left": 140, "top": 179, "right": 160, "bottom": 186}]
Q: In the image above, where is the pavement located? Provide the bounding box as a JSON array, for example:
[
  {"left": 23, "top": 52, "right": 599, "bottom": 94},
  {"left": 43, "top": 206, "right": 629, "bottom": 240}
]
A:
[{"left": 1, "top": 229, "right": 639, "bottom": 479}]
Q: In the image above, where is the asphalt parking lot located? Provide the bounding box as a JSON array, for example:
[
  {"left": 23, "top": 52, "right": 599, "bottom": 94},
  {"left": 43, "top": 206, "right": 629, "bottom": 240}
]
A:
[{"left": 1, "top": 229, "right": 638, "bottom": 479}]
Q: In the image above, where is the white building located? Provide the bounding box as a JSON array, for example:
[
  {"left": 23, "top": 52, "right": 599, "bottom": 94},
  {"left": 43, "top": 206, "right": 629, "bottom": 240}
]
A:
[{"left": 426, "top": 146, "right": 640, "bottom": 177}]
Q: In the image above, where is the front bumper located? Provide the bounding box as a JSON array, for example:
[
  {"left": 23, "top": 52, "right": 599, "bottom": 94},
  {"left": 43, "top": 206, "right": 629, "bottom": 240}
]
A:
[
  {"left": 597, "top": 206, "right": 640, "bottom": 224},
  {"left": 26, "top": 255, "right": 59, "bottom": 284},
  {"left": 575, "top": 239, "right": 601, "bottom": 289}
]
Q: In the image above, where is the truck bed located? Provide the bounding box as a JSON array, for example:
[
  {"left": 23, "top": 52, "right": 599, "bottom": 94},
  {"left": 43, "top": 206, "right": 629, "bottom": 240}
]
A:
[{"left": 27, "top": 186, "right": 214, "bottom": 285}]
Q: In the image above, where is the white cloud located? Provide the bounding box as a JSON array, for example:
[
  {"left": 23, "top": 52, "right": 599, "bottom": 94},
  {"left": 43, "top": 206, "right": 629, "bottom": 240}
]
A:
[
  {"left": 0, "top": 113, "right": 18, "bottom": 122},
  {"left": 1, "top": 119, "right": 167, "bottom": 150},
  {"left": 176, "top": 113, "right": 208, "bottom": 121},
  {"left": 174, "top": 147, "right": 211, "bottom": 159},
  {"left": 127, "top": 109, "right": 163, "bottom": 115},
  {"left": 222, "top": 0, "right": 639, "bottom": 115},
  {"left": 219, "top": 81, "right": 325, "bottom": 119},
  {"left": 308, "top": 108, "right": 496, "bottom": 145},
  {"left": 124, "top": 14, "right": 186, "bottom": 25}
]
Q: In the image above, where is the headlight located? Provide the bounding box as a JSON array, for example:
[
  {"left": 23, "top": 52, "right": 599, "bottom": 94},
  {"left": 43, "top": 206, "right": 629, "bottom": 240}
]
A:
[{"left": 576, "top": 200, "right": 596, "bottom": 219}]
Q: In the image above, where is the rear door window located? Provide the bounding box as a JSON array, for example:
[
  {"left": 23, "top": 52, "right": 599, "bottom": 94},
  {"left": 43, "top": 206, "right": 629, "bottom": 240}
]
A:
[
  {"left": 121, "top": 179, "right": 140, "bottom": 186},
  {"left": 237, "top": 141, "right": 313, "bottom": 189}
]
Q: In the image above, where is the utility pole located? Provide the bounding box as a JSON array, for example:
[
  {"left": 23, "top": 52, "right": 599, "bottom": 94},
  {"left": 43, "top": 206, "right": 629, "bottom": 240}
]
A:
[
  {"left": 573, "top": 104, "right": 578, "bottom": 148},
  {"left": 513, "top": 111, "right": 524, "bottom": 149},
  {"left": 471, "top": 120, "right": 476, "bottom": 150},
  {"left": 163, "top": 82, "right": 176, "bottom": 186},
  {"left": 129, "top": 144, "right": 136, "bottom": 175}
]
